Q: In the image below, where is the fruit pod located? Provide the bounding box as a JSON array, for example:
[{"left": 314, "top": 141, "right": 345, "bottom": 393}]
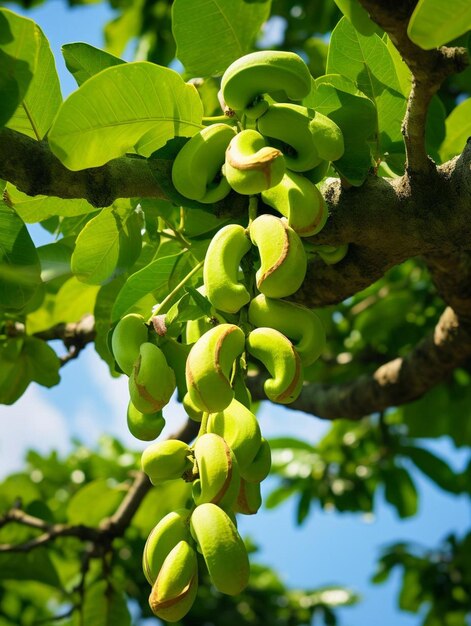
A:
[
  {"left": 127, "top": 401, "right": 166, "bottom": 441},
  {"left": 312, "top": 243, "right": 349, "bottom": 264},
  {"left": 159, "top": 337, "right": 191, "bottom": 402},
  {"left": 220, "top": 50, "right": 311, "bottom": 118},
  {"left": 171, "top": 123, "right": 236, "bottom": 203},
  {"left": 224, "top": 129, "right": 285, "bottom": 195},
  {"left": 261, "top": 170, "right": 328, "bottom": 237},
  {"left": 246, "top": 327, "right": 303, "bottom": 404},
  {"left": 128, "top": 342, "right": 176, "bottom": 414},
  {"left": 249, "top": 214, "right": 307, "bottom": 298},
  {"left": 233, "top": 479, "right": 262, "bottom": 515},
  {"left": 309, "top": 111, "right": 344, "bottom": 162},
  {"left": 240, "top": 437, "right": 272, "bottom": 483},
  {"left": 206, "top": 398, "right": 261, "bottom": 472},
  {"left": 192, "top": 433, "right": 240, "bottom": 509},
  {"left": 142, "top": 509, "right": 192, "bottom": 585},
  {"left": 111, "top": 313, "right": 148, "bottom": 375},
  {"left": 203, "top": 224, "right": 251, "bottom": 314},
  {"left": 149, "top": 540, "right": 198, "bottom": 622},
  {"left": 248, "top": 294, "right": 325, "bottom": 366},
  {"left": 185, "top": 323, "right": 245, "bottom": 413},
  {"left": 141, "top": 439, "right": 193, "bottom": 485},
  {"left": 190, "top": 503, "right": 250, "bottom": 596},
  {"left": 182, "top": 391, "right": 204, "bottom": 422},
  {"left": 257, "top": 103, "right": 322, "bottom": 172}
]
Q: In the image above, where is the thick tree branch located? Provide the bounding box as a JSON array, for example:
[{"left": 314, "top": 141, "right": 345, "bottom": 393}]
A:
[{"left": 247, "top": 306, "right": 471, "bottom": 420}]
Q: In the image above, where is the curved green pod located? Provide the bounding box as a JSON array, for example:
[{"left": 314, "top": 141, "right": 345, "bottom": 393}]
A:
[
  {"left": 127, "top": 401, "right": 166, "bottom": 441},
  {"left": 249, "top": 214, "right": 307, "bottom": 298},
  {"left": 190, "top": 503, "right": 250, "bottom": 596},
  {"left": 142, "top": 509, "right": 192, "bottom": 585},
  {"left": 224, "top": 129, "right": 285, "bottom": 195},
  {"left": 141, "top": 439, "right": 193, "bottom": 485},
  {"left": 233, "top": 479, "right": 262, "bottom": 515},
  {"left": 312, "top": 243, "right": 349, "bottom": 264},
  {"left": 192, "top": 433, "right": 240, "bottom": 509},
  {"left": 248, "top": 294, "right": 326, "bottom": 366},
  {"left": 261, "top": 170, "right": 328, "bottom": 237},
  {"left": 221, "top": 50, "right": 311, "bottom": 117},
  {"left": 246, "top": 327, "right": 303, "bottom": 404},
  {"left": 160, "top": 337, "right": 191, "bottom": 402},
  {"left": 203, "top": 223, "right": 251, "bottom": 314},
  {"left": 111, "top": 313, "right": 148, "bottom": 375},
  {"left": 206, "top": 398, "right": 261, "bottom": 472},
  {"left": 128, "top": 342, "right": 176, "bottom": 414},
  {"left": 185, "top": 323, "right": 245, "bottom": 413},
  {"left": 171, "top": 123, "right": 236, "bottom": 203},
  {"left": 149, "top": 540, "right": 198, "bottom": 622},
  {"left": 257, "top": 103, "right": 321, "bottom": 172},
  {"left": 309, "top": 110, "right": 344, "bottom": 162},
  {"left": 304, "top": 159, "right": 330, "bottom": 184},
  {"left": 240, "top": 437, "right": 272, "bottom": 483}
]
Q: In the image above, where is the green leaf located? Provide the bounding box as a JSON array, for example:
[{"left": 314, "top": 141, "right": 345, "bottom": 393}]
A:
[
  {"left": 111, "top": 252, "right": 182, "bottom": 321},
  {"left": 407, "top": 0, "right": 471, "bottom": 50},
  {"left": 0, "top": 203, "right": 41, "bottom": 312},
  {"left": 0, "top": 550, "right": 61, "bottom": 588},
  {"left": 23, "top": 336, "right": 60, "bottom": 388},
  {"left": 306, "top": 74, "right": 376, "bottom": 185},
  {"left": 402, "top": 445, "right": 460, "bottom": 494},
  {"left": 37, "top": 241, "right": 72, "bottom": 282},
  {"left": 48, "top": 62, "right": 203, "bottom": 170},
  {"left": 0, "top": 8, "right": 38, "bottom": 126},
  {"left": 172, "top": 0, "right": 271, "bottom": 77},
  {"left": 5, "top": 184, "right": 97, "bottom": 221},
  {"left": 71, "top": 206, "right": 142, "bottom": 285},
  {"left": 51, "top": 276, "right": 100, "bottom": 324},
  {"left": 6, "top": 21, "right": 61, "bottom": 140},
  {"left": 62, "top": 42, "right": 125, "bottom": 87},
  {"left": 398, "top": 568, "right": 423, "bottom": 612},
  {"left": 80, "top": 581, "right": 131, "bottom": 626},
  {"left": 327, "top": 17, "right": 406, "bottom": 156},
  {"left": 439, "top": 97, "right": 471, "bottom": 162},
  {"left": 104, "top": 0, "right": 144, "bottom": 57},
  {"left": 67, "top": 479, "right": 124, "bottom": 525},
  {"left": 384, "top": 466, "right": 418, "bottom": 518}
]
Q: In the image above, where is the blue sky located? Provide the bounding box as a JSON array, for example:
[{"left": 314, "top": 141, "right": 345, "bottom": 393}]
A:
[{"left": 1, "top": 3, "right": 470, "bottom": 624}]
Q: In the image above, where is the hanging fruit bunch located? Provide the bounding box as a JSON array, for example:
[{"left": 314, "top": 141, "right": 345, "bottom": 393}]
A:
[{"left": 110, "top": 50, "right": 346, "bottom": 622}]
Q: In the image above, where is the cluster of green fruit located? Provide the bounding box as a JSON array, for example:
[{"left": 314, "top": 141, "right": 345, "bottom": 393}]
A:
[{"left": 110, "top": 50, "right": 345, "bottom": 622}]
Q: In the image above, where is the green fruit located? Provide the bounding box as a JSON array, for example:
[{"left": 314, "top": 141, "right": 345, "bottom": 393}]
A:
[
  {"left": 309, "top": 110, "right": 344, "bottom": 162},
  {"left": 246, "top": 327, "right": 303, "bottom": 404},
  {"left": 224, "top": 129, "right": 285, "bottom": 195},
  {"left": 127, "top": 401, "right": 166, "bottom": 441},
  {"left": 221, "top": 50, "right": 311, "bottom": 118},
  {"left": 128, "top": 342, "right": 176, "bottom": 414},
  {"left": 160, "top": 338, "right": 191, "bottom": 402},
  {"left": 249, "top": 214, "right": 307, "bottom": 298},
  {"left": 304, "top": 159, "right": 330, "bottom": 184},
  {"left": 111, "top": 313, "right": 148, "bottom": 375},
  {"left": 261, "top": 170, "right": 328, "bottom": 237},
  {"left": 240, "top": 438, "right": 272, "bottom": 483},
  {"left": 141, "top": 439, "right": 193, "bottom": 485},
  {"left": 182, "top": 391, "right": 204, "bottom": 422},
  {"left": 190, "top": 503, "right": 250, "bottom": 596},
  {"left": 248, "top": 294, "right": 325, "bottom": 366},
  {"left": 203, "top": 224, "right": 251, "bottom": 314},
  {"left": 312, "top": 243, "right": 349, "bottom": 264},
  {"left": 171, "top": 123, "right": 236, "bottom": 203},
  {"left": 233, "top": 479, "right": 262, "bottom": 515}
]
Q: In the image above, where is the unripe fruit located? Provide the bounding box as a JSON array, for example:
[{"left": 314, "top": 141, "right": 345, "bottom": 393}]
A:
[
  {"left": 182, "top": 391, "right": 204, "bottom": 422},
  {"left": 233, "top": 479, "right": 262, "bottom": 515},
  {"left": 309, "top": 110, "right": 344, "bottom": 162},
  {"left": 203, "top": 224, "right": 251, "bottom": 314},
  {"left": 171, "top": 123, "right": 236, "bottom": 203},
  {"left": 246, "top": 327, "right": 303, "bottom": 404},
  {"left": 127, "top": 401, "right": 165, "bottom": 441},
  {"left": 128, "top": 342, "right": 176, "bottom": 414},
  {"left": 190, "top": 503, "right": 250, "bottom": 595},
  {"left": 240, "top": 437, "right": 272, "bottom": 483},
  {"left": 249, "top": 214, "right": 307, "bottom": 298},
  {"left": 149, "top": 540, "right": 198, "bottom": 622},
  {"left": 185, "top": 324, "right": 245, "bottom": 413},
  {"left": 261, "top": 171, "right": 328, "bottom": 237},
  {"left": 221, "top": 50, "right": 311, "bottom": 117},
  {"left": 141, "top": 439, "right": 193, "bottom": 484},
  {"left": 304, "top": 159, "right": 330, "bottom": 184},
  {"left": 248, "top": 294, "right": 325, "bottom": 366},
  {"left": 160, "top": 337, "right": 190, "bottom": 402},
  {"left": 313, "top": 243, "right": 349, "bottom": 264},
  {"left": 224, "top": 129, "right": 285, "bottom": 195},
  {"left": 111, "top": 313, "right": 148, "bottom": 375}
]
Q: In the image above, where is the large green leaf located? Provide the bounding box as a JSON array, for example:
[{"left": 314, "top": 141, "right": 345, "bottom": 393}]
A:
[
  {"left": 383, "top": 466, "right": 418, "bottom": 518},
  {"left": 67, "top": 479, "right": 124, "bottom": 525},
  {"left": 111, "top": 252, "right": 182, "bottom": 321},
  {"left": 5, "top": 184, "right": 95, "bottom": 221},
  {"left": 0, "top": 550, "right": 61, "bottom": 588},
  {"left": 0, "top": 8, "right": 38, "bottom": 126},
  {"left": 439, "top": 97, "right": 471, "bottom": 162},
  {"left": 62, "top": 42, "right": 125, "bottom": 87},
  {"left": 79, "top": 581, "right": 131, "bottom": 626},
  {"left": 6, "top": 21, "right": 61, "bottom": 140},
  {"left": 327, "top": 17, "right": 406, "bottom": 156},
  {"left": 306, "top": 74, "right": 376, "bottom": 185},
  {"left": 401, "top": 445, "right": 460, "bottom": 494},
  {"left": 48, "top": 62, "right": 203, "bottom": 170},
  {"left": 71, "top": 205, "right": 142, "bottom": 285},
  {"left": 407, "top": 0, "right": 471, "bottom": 50},
  {"left": 172, "top": 0, "right": 272, "bottom": 77},
  {"left": 0, "top": 203, "right": 41, "bottom": 312}
]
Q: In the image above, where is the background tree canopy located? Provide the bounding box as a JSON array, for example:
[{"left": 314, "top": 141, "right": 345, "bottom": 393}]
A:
[{"left": 0, "top": 0, "right": 470, "bottom": 625}]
